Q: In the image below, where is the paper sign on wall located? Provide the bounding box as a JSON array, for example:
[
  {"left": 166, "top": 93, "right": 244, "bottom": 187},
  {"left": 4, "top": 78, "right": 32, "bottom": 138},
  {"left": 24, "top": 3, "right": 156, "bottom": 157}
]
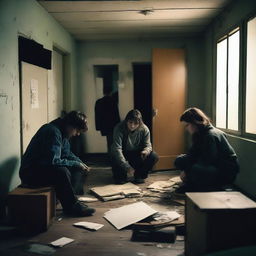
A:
[{"left": 30, "top": 79, "right": 39, "bottom": 109}]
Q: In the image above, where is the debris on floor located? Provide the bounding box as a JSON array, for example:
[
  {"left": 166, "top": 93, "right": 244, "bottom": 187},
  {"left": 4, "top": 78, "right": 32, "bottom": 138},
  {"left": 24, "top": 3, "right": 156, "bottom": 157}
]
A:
[
  {"left": 78, "top": 194, "right": 99, "bottom": 202},
  {"left": 73, "top": 221, "right": 104, "bottom": 231},
  {"left": 104, "top": 201, "right": 157, "bottom": 230},
  {"left": 147, "top": 176, "right": 181, "bottom": 193},
  {"left": 101, "top": 194, "right": 125, "bottom": 201},
  {"left": 147, "top": 180, "right": 176, "bottom": 192},
  {"left": 90, "top": 182, "right": 142, "bottom": 201},
  {"left": 50, "top": 237, "right": 74, "bottom": 247},
  {"left": 132, "top": 213, "right": 184, "bottom": 230},
  {"left": 152, "top": 211, "right": 181, "bottom": 222}
]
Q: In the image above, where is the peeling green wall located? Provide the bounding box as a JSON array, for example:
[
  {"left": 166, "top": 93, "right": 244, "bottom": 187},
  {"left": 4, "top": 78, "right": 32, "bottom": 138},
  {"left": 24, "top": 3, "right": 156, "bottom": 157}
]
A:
[{"left": 0, "top": 0, "right": 77, "bottom": 208}]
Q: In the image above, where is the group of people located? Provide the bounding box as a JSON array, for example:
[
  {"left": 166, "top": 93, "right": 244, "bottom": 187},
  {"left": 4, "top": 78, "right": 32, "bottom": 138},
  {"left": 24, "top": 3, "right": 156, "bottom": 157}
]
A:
[{"left": 19, "top": 106, "right": 239, "bottom": 217}]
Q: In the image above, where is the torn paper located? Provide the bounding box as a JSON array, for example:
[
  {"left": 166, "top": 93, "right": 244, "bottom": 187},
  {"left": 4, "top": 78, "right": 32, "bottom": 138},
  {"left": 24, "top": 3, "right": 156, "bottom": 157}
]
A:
[
  {"left": 73, "top": 221, "right": 104, "bottom": 231},
  {"left": 50, "top": 237, "right": 74, "bottom": 247}
]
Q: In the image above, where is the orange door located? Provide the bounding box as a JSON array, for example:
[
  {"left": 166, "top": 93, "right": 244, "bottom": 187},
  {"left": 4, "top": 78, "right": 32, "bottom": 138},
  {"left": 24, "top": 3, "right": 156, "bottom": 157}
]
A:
[{"left": 152, "top": 49, "right": 186, "bottom": 170}]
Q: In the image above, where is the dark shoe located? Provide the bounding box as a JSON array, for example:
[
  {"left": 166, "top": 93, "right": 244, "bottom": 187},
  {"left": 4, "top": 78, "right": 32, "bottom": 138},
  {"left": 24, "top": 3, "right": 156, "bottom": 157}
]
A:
[
  {"left": 133, "top": 178, "right": 145, "bottom": 184},
  {"left": 64, "top": 202, "right": 95, "bottom": 217}
]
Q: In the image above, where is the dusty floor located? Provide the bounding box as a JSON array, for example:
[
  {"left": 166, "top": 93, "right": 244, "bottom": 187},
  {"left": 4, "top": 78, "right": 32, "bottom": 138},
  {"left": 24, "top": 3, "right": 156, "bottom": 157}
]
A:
[{"left": 0, "top": 159, "right": 185, "bottom": 256}]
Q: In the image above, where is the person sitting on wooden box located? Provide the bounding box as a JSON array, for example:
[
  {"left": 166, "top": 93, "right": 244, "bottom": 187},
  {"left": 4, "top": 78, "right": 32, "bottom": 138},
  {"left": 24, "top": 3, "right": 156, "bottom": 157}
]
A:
[
  {"left": 174, "top": 107, "right": 239, "bottom": 193},
  {"left": 19, "top": 111, "right": 95, "bottom": 217},
  {"left": 111, "top": 109, "right": 159, "bottom": 184}
]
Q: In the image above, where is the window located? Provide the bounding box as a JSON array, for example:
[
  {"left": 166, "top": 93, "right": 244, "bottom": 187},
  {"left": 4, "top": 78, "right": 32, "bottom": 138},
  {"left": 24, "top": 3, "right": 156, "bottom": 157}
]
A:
[
  {"left": 216, "top": 29, "right": 240, "bottom": 131},
  {"left": 246, "top": 17, "right": 256, "bottom": 135}
]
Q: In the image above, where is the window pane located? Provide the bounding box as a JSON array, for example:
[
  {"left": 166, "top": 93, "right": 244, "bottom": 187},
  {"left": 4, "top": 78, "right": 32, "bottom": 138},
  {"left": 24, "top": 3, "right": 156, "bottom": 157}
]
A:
[
  {"left": 227, "top": 31, "right": 240, "bottom": 130},
  {"left": 246, "top": 17, "right": 256, "bottom": 134},
  {"left": 216, "top": 39, "right": 227, "bottom": 129}
]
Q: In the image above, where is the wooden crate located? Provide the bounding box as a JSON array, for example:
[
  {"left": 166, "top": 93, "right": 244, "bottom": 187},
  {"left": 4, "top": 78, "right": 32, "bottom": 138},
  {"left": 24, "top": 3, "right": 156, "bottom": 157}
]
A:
[
  {"left": 185, "top": 191, "right": 256, "bottom": 256},
  {"left": 8, "top": 186, "right": 56, "bottom": 234}
]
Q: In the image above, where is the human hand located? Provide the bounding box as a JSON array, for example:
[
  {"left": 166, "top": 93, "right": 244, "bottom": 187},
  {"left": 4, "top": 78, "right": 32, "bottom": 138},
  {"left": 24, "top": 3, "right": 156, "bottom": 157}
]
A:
[
  {"left": 127, "top": 168, "right": 135, "bottom": 177},
  {"left": 80, "top": 163, "right": 90, "bottom": 172},
  {"left": 141, "top": 150, "right": 148, "bottom": 160},
  {"left": 180, "top": 171, "right": 186, "bottom": 182}
]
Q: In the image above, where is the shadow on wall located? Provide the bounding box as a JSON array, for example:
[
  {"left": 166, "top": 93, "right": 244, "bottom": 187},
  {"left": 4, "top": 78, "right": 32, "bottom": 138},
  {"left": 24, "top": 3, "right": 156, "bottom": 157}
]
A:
[{"left": 0, "top": 157, "right": 19, "bottom": 219}]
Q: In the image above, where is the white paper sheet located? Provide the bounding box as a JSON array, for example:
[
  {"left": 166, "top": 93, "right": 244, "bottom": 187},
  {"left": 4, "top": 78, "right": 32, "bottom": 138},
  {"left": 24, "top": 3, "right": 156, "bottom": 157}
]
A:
[
  {"left": 50, "top": 237, "right": 74, "bottom": 247},
  {"left": 147, "top": 180, "right": 176, "bottom": 190},
  {"left": 30, "top": 79, "right": 39, "bottom": 109},
  {"left": 91, "top": 182, "right": 140, "bottom": 197},
  {"left": 153, "top": 211, "right": 181, "bottom": 222},
  {"left": 78, "top": 195, "right": 98, "bottom": 202},
  {"left": 104, "top": 201, "right": 157, "bottom": 230},
  {"left": 73, "top": 221, "right": 104, "bottom": 231}
]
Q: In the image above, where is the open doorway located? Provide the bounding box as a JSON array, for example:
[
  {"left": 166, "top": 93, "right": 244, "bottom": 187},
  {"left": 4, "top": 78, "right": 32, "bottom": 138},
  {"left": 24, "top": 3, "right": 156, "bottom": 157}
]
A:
[{"left": 133, "top": 63, "right": 152, "bottom": 133}]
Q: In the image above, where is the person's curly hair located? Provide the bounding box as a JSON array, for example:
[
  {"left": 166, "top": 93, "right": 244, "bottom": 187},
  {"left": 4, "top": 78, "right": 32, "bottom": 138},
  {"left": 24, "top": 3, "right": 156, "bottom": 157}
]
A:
[
  {"left": 125, "top": 109, "right": 144, "bottom": 126},
  {"left": 63, "top": 111, "right": 88, "bottom": 131}
]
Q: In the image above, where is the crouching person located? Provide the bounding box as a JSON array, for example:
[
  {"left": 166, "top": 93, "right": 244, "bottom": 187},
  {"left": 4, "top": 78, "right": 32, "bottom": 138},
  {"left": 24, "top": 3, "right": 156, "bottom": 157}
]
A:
[
  {"left": 19, "top": 111, "right": 95, "bottom": 217},
  {"left": 111, "top": 109, "right": 159, "bottom": 184},
  {"left": 174, "top": 107, "right": 239, "bottom": 193}
]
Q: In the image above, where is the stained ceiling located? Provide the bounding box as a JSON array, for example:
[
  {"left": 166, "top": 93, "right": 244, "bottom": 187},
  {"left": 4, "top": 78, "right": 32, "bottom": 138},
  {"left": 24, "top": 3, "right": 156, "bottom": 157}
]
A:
[{"left": 38, "top": 0, "right": 232, "bottom": 41}]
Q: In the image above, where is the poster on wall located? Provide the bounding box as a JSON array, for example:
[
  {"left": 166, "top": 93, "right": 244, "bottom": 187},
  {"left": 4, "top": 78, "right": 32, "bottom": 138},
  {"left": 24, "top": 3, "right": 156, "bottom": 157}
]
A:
[{"left": 30, "top": 78, "right": 39, "bottom": 109}]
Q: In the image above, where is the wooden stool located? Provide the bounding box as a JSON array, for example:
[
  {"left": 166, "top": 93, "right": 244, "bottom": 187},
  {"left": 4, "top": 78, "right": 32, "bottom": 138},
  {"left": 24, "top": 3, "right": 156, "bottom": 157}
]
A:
[{"left": 8, "top": 186, "right": 56, "bottom": 233}]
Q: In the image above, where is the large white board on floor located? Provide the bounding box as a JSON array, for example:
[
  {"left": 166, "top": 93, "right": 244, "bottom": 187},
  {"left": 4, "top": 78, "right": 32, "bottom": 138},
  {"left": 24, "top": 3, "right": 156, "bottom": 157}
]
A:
[{"left": 104, "top": 201, "right": 157, "bottom": 230}]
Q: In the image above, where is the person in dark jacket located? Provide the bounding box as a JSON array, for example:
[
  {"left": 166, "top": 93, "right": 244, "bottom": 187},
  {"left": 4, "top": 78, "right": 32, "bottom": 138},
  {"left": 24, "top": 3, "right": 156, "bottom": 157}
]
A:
[
  {"left": 19, "top": 111, "right": 95, "bottom": 217},
  {"left": 111, "top": 109, "right": 159, "bottom": 184},
  {"left": 95, "top": 87, "right": 120, "bottom": 155},
  {"left": 175, "top": 107, "right": 239, "bottom": 193}
]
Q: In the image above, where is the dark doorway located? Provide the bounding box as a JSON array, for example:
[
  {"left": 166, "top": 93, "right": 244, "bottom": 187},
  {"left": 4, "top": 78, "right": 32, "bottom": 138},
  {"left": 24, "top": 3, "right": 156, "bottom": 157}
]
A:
[{"left": 133, "top": 63, "right": 152, "bottom": 133}]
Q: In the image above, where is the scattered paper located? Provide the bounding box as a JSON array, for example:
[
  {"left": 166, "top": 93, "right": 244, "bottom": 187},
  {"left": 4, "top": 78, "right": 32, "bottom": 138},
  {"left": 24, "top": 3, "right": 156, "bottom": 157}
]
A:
[
  {"left": 170, "top": 176, "right": 182, "bottom": 184},
  {"left": 104, "top": 201, "right": 157, "bottom": 230},
  {"left": 78, "top": 195, "right": 98, "bottom": 202},
  {"left": 102, "top": 194, "right": 125, "bottom": 201},
  {"left": 147, "top": 179, "right": 177, "bottom": 192},
  {"left": 50, "top": 237, "right": 74, "bottom": 247},
  {"left": 148, "top": 180, "right": 176, "bottom": 190},
  {"left": 73, "top": 221, "right": 104, "bottom": 231},
  {"left": 153, "top": 211, "right": 181, "bottom": 222},
  {"left": 90, "top": 182, "right": 142, "bottom": 201},
  {"left": 176, "top": 235, "right": 185, "bottom": 241}
]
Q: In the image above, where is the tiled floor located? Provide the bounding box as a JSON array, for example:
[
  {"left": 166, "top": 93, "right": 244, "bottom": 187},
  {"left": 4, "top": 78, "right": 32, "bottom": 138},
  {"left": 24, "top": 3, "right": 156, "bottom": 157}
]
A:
[{"left": 0, "top": 160, "right": 185, "bottom": 256}]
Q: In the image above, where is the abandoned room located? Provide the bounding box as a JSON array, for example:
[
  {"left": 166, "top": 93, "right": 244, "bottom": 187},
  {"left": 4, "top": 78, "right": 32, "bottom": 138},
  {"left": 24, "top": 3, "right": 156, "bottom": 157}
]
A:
[{"left": 1, "top": 0, "right": 256, "bottom": 255}]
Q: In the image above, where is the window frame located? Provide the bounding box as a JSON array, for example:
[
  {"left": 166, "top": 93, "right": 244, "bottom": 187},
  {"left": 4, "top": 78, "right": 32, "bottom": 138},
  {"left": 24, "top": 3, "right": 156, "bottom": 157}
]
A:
[
  {"left": 243, "top": 15, "right": 256, "bottom": 140},
  {"left": 214, "top": 13, "right": 256, "bottom": 141},
  {"left": 214, "top": 26, "right": 242, "bottom": 137}
]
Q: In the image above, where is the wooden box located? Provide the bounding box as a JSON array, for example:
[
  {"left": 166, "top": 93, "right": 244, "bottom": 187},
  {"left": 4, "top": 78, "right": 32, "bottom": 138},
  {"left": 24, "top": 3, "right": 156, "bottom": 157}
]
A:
[
  {"left": 185, "top": 191, "right": 256, "bottom": 256},
  {"left": 8, "top": 186, "right": 56, "bottom": 233}
]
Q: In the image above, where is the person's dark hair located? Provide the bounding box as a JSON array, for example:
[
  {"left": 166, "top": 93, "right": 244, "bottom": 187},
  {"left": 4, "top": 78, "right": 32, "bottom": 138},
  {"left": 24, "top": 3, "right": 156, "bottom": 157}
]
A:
[
  {"left": 63, "top": 111, "right": 88, "bottom": 131},
  {"left": 125, "top": 109, "right": 143, "bottom": 125},
  {"left": 180, "top": 107, "right": 211, "bottom": 129},
  {"left": 103, "top": 86, "right": 112, "bottom": 95}
]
